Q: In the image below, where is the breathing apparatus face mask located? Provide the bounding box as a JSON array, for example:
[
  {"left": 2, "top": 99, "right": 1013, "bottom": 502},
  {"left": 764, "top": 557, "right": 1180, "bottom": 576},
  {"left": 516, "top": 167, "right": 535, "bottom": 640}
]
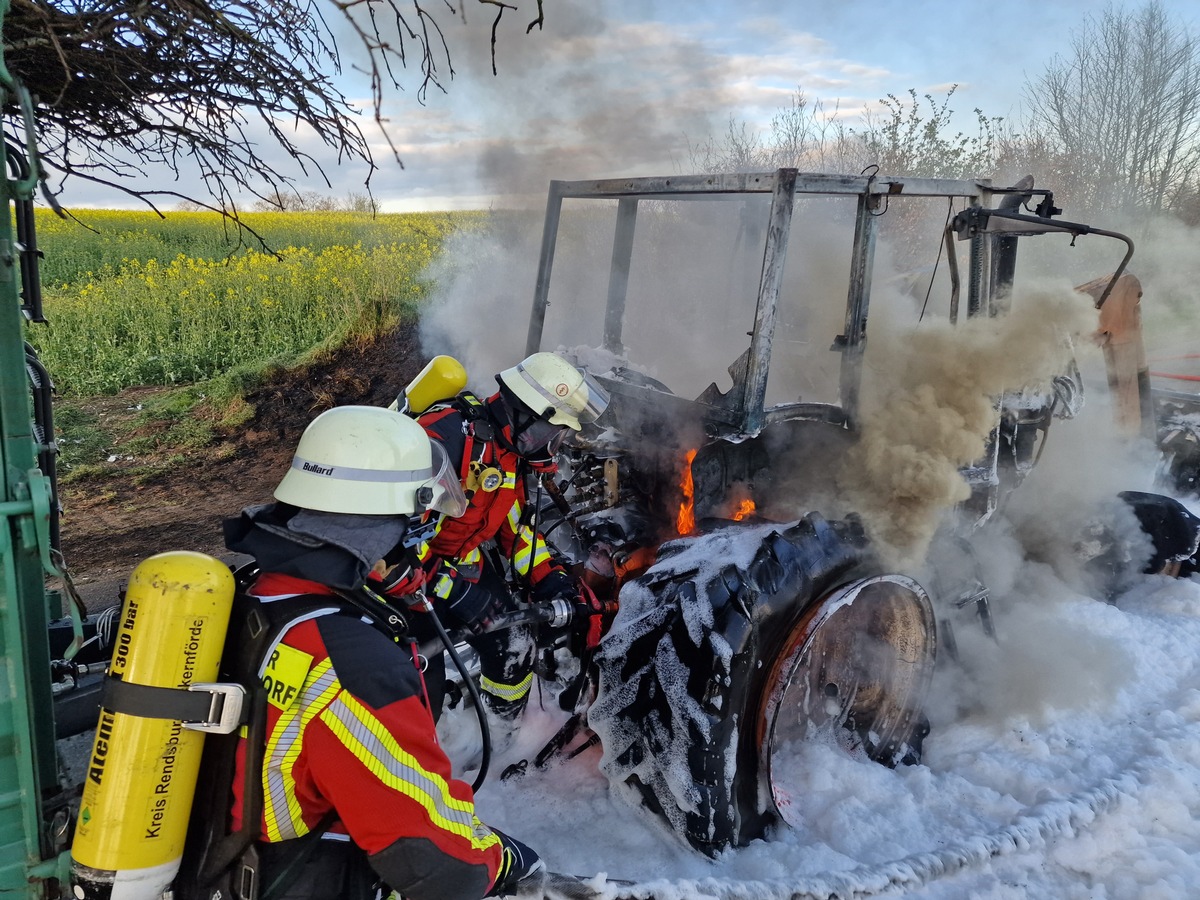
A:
[
  {"left": 503, "top": 410, "right": 568, "bottom": 471},
  {"left": 497, "top": 384, "right": 570, "bottom": 468},
  {"left": 516, "top": 416, "right": 570, "bottom": 461}
]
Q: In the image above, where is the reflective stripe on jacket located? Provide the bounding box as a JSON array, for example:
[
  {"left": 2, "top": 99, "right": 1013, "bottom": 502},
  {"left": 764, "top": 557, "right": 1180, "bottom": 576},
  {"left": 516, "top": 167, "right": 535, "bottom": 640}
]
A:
[
  {"left": 232, "top": 572, "right": 503, "bottom": 899},
  {"left": 418, "top": 395, "right": 561, "bottom": 588}
]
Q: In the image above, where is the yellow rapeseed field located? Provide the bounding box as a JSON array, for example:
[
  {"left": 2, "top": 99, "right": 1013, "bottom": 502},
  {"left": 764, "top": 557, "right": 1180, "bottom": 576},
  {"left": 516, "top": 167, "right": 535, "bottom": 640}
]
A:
[{"left": 27, "top": 209, "right": 480, "bottom": 395}]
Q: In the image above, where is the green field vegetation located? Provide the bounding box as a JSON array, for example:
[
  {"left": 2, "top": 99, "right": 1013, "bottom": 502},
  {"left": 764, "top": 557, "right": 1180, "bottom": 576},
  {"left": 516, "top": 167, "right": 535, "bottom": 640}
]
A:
[
  {"left": 27, "top": 208, "right": 481, "bottom": 479},
  {"left": 28, "top": 209, "right": 478, "bottom": 396},
  {"left": 35, "top": 208, "right": 473, "bottom": 290}
]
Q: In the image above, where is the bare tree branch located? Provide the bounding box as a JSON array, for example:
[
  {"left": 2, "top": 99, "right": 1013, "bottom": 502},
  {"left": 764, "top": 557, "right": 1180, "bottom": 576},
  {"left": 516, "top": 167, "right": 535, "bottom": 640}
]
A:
[
  {"left": 525, "top": 0, "right": 543, "bottom": 34},
  {"left": 1, "top": 0, "right": 543, "bottom": 236}
]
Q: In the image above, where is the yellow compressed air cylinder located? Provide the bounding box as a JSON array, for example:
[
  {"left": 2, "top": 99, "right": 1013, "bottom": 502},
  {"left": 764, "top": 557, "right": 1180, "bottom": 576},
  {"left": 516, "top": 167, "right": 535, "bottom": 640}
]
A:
[
  {"left": 404, "top": 355, "right": 468, "bottom": 414},
  {"left": 71, "top": 551, "right": 236, "bottom": 900}
]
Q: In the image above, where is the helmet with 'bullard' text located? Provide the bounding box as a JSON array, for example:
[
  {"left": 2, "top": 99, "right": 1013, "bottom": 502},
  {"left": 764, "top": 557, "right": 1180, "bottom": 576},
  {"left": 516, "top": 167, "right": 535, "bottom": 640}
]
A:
[{"left": 274, "top": 406, "right": 467, "bottom": 517}]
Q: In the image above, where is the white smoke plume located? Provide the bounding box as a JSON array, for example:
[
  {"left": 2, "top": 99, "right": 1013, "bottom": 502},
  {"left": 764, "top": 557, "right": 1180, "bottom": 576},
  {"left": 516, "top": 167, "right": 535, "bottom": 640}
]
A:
[
  {"left": 418, "top": 211, "right": 547, "bottom": 391},
  {"left": 418, "top": 199, "right": 777, "bottom": 395},
  {"left": 925, "top": 566, "right": 1133, "bottom": 728}
]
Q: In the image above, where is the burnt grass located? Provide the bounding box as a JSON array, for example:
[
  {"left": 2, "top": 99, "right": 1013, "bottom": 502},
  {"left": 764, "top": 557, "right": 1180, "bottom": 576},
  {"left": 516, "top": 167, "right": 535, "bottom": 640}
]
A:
[{"left": 57, "top": 323, "right": 431, "bottom": 603}]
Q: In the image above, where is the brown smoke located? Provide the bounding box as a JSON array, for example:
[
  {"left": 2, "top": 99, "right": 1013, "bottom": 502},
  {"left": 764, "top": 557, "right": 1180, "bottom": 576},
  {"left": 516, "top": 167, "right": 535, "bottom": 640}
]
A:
[{"left": 844, "top": 283, "right": 1097, "bottom": 567}]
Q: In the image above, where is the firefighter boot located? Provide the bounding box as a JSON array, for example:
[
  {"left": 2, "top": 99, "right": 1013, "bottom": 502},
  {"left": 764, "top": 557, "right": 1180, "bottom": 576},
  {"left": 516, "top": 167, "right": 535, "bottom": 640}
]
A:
[{"left": 472, "top": 625, "right": 536, "bottom": 754}]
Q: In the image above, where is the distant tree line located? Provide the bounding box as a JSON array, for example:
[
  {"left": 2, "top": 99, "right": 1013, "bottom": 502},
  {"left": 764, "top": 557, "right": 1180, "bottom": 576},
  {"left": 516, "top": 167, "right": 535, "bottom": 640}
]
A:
[
  {"left": 688, "top": 87, "right": 1001, "bottom": 183},
  {"left": 174, "top": 190, "right": 382, "bottom": 214},
  {"left": 250, "top": 190, "right": 382, "bottom": 214},
  {"left": 691, "top": 1, "right": 1200, "bottom": 225}
]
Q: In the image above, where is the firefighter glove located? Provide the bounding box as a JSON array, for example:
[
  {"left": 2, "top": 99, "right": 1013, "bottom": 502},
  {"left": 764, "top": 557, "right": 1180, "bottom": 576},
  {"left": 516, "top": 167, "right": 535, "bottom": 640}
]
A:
[
  {"left": 432, "top": 565, "right": 503, "bottom": 636},
  {"left": 570, "top": 582, "right": 615, "bottom": 654},
  {"left": 487, "top": 830, "right": 545, "bottom": 897},
  {"left": 532, "top": 569, "right": 578, "bottom": 605}
]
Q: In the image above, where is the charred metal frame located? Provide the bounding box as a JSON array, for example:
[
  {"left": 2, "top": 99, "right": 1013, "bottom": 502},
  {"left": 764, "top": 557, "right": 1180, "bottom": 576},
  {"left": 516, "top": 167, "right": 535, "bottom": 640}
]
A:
[
  {"left": 526, "top": 169, "right": 1131, "bottom": 440},
  {"left": 527, "top": 170, "right": 1001, "bottom": 437}
]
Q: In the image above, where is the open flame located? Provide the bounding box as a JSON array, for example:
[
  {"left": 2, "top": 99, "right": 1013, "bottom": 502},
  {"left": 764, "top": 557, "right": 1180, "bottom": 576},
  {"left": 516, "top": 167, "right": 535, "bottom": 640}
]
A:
[
  {"left": 678, "top": 449, "right": 758, "bottom": 534},
  {"left": 732, "top": 498, "right": 756, "bottom": 521},
  {"left": 677, "top": 448, "right": 698, "bottom": 535}
]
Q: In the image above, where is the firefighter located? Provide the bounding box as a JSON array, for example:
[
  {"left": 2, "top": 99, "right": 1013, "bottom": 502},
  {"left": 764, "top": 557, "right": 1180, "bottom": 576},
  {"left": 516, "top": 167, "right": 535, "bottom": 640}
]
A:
[
  {"left": 414, "top": 352, "right": 609, "bottom": 736},
  {"left": 222, "top": 405, "right": 543, "bottom": 900}
]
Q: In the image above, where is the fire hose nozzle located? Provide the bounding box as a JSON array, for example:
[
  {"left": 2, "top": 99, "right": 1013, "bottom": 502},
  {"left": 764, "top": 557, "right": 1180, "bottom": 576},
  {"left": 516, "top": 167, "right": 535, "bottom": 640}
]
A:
[
  {"left": 544, "top": 596, "right": 574, "bottom": 629},
  {"left": 476, "top": 597, "right": 576, "bottom": 634}
]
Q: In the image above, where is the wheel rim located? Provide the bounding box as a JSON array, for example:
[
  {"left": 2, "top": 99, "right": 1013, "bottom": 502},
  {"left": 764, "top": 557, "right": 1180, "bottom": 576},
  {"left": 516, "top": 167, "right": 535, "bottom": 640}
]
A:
[{"left": 757, "top": 575, "right": 937, "bottom": 827}]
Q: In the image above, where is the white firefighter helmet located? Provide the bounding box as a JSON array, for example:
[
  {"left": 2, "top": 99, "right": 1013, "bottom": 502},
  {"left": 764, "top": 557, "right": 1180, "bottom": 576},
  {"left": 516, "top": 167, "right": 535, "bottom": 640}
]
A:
[
  {"left": 496, "top": 352, "right": 609, "bottom": 431},
  {"left": 274, "top": 406, "right": 467, "bottom": 517}
]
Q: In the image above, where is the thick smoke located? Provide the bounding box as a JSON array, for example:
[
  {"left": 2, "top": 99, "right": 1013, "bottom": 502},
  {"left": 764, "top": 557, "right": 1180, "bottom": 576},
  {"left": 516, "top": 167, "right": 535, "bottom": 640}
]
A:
[
  {"left": 418, "top": 211, "right": 547, "bottom": 390},
  {"left": 844, "top": 284, "right": 1098, "bottom": 567},
  {"left": 407, "top": 3, "right": 730, "bottom": 205},
  {"left": 420, "top": 197, "right": 777, "bottom": 396},
  {"left": 912, "top": 283, "right": 1168, "bottom": 727}
]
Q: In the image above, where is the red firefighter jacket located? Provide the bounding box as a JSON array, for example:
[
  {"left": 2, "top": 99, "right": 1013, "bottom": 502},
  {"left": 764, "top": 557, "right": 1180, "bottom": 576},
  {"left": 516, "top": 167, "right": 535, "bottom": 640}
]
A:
[
  {"left": 231, "top": 571, "right": 502, "bottom": 899},
  {"left": 417, "top": 394, "right": 561, "bottom": 590}
]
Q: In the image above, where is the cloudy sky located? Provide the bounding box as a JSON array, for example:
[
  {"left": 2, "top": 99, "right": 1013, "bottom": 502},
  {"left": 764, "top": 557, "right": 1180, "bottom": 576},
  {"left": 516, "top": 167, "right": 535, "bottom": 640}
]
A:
[
  {"left": 57, "top": 0, "right": 1200, "bottom": 211},
  {"left": 354, "top": 0, "right": 1200, "bottom": 211}
]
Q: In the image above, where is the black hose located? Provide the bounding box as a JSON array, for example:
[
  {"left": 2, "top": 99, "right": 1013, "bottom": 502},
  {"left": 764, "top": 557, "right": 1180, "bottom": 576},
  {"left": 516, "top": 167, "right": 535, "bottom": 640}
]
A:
[
  {"left": 417, "top": 603, "right": 564, "bottom": 659},
  {"left": 418, "top": 597, "right": 578, "bottom": 789},
  {"left": 343, "top": 585, "right": 494, "bottom": 790},
  {"left": 426, "top": 601, "right": 493, "bottom": 792}
]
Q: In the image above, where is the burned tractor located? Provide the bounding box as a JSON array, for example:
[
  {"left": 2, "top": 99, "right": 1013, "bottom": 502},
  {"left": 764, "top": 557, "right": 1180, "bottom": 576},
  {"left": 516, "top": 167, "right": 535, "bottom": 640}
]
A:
[
  {"left": 1154, "top": 379, "right": 1200, "bottom": 499},
  {"left": 513, "top": 169, "right": 1193, "bottom": 855}
]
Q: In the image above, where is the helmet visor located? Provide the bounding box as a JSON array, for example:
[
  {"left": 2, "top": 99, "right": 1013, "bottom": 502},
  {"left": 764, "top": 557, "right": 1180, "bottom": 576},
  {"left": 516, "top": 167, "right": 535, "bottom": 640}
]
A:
[
  {"left": 576, "top": 371, "right": 610, "bottom": 425},
  {"left": 424, "top": 441, "right": 469, "bottom": 518}
]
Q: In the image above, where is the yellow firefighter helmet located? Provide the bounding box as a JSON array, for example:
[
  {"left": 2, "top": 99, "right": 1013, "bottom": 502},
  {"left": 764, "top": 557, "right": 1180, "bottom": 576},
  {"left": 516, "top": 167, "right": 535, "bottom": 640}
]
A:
[
  {"left": 496, "top": 352, "right": 609, "bottom": 432},
  {"left": 274, "top": 405, "right": 466, "bottom": 517}
]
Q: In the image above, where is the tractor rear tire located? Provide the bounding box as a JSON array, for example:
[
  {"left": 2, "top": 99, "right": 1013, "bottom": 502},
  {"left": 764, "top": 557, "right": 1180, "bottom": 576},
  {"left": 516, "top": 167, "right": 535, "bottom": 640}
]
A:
[{"left": 589, "top": 513, "right": 937, "bottom": 855}]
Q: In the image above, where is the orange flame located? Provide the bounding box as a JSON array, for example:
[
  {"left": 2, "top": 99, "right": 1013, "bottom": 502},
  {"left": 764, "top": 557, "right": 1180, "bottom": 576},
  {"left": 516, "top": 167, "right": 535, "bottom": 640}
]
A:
[
  {"left": 732, "top": 498, "right": 756, "bottom": 521},
  {"left": 677, "top": 448, "right": 698, "bottom": 535}
]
